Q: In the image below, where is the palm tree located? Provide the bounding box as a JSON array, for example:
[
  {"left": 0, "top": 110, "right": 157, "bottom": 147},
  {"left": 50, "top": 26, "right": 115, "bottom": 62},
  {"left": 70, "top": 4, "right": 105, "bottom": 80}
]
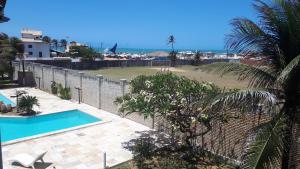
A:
[
  {"left": 42, "top": 36, "right": 51, "bottom": 43},
  {"left": 18, "top": 95, "right": 39, "bottom": 115},
  {"left": 60, "top": 39, "right": 67, "bottom": 50},
  {"left": 167, "top": 35, "right": 175, "bottom": 51},
  {"left": 201, "top": 0, "right": 300, "bottom": 168},
  {"left": 167, "top": 35, "right": 176, "bottom": 67},
  {"left": 0, "top": 0, "right": 9, "bottom": 23}
]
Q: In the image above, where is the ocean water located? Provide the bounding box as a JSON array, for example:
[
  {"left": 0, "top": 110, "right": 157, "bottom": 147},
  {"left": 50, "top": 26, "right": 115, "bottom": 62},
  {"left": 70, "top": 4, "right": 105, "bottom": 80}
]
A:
[
  {"left": 94, "top": 47, "right": 228, "bottom": 54},
  {"left": 0, "top": 109, "right": 101, "bottom": 142}
]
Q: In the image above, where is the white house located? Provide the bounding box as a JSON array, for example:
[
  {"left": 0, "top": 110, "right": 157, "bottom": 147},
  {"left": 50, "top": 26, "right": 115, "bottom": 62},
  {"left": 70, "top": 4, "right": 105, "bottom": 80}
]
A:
[{"left": 21, "top": 29, "right": 50, "bottom": 60}]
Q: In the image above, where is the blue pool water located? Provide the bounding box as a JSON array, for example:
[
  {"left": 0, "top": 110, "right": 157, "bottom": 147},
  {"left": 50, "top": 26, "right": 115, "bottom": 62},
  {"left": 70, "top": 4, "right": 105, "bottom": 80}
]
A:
[
  {"left": 0, "top": 110, "right": 101, "bottom": 142},
  {"left": 0, "top": 93, "right": 16, "bottom": 106}
]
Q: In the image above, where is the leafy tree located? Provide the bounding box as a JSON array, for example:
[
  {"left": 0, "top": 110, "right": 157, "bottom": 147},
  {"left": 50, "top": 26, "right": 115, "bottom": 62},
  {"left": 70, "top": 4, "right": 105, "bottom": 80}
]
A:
[
  {"left": 115, "top": 73, "right": 233, "bottom": 166},
  {"left": 18, "top": 95, "right": 39, "bottom": 115},
  {"left": 60, "top": 39, "right": 67, "bottom": 50},
  {"left": 201, "top": 0, "right": 300, "bottom": 168},
  {"left": 68, "top": 46, "right": 102, "bottom": 60},
  {"left": 51, "top": 39, "right": 58, "bottom": 50},
  {"left": 0, "top": 35, "right": 24, "bottom": 81},
  {"left": 42, "top": 36, "right": 51, "bottom": 43}
]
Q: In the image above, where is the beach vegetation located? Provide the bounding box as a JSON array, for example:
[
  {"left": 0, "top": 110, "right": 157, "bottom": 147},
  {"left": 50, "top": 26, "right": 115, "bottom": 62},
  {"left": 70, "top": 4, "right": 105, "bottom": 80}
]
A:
[{"left": 201, "top": 0, "right": 300, "bottom": 168}]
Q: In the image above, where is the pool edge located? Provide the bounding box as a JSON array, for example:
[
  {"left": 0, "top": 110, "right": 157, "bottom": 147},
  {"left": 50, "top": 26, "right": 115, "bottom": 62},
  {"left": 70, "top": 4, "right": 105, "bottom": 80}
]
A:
[{"left": 2, "top": 119, "right": 112, "bottom": 146}]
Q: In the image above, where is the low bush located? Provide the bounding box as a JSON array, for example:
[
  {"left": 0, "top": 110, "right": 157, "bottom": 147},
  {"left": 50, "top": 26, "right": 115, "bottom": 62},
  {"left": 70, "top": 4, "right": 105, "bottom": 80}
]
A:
[{"left": 57, "top": 84, "right": 72, "bottom": 100}]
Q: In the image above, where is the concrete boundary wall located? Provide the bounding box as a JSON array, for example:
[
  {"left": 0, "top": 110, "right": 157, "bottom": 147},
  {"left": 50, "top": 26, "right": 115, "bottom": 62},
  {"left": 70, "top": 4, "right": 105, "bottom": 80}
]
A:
[{"left": 13, "top": 61, "right": 153, "bottom": 127}]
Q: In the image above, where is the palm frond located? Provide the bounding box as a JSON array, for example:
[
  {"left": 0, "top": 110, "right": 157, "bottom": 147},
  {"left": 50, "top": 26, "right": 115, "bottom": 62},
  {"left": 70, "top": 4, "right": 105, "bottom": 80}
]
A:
[
  {"left": 277, "top": 54, "right": 300, "bottom": 85},
  {"left": 200, "top": 62, "right": 276, "bottom": 88},
  {"left": 241, "top": 113, "right": 287, "bottom": 169},
  {"left": 226, "top": 17, "right": 269, "bottom": 55},
  {"left": 208, "top": 89, "right": 277, "bottom": 115}
]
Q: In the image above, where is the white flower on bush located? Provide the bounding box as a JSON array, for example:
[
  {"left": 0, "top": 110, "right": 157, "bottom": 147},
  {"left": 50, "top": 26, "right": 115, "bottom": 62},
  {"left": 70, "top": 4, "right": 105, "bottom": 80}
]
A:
[
  {"left": 130, "top": 97, "right": 137, "bottom": 103},
  {"left": 144, "top": 96, "right": 151, "bottom": 103},
  {"left": 171, "top": 100, "right": 177, "bottom": 106},
  {"left": 145, "top": 80, "right": 153, "bottom": 88},
  {"left": 180, "top": 98, "right": 187, "bottom": 105},
  {"left": 164, "top": 94, "right": 171, "bottom": 99},
  {"left": 140, "top": 90, "right": 147, "bottom": 96}
]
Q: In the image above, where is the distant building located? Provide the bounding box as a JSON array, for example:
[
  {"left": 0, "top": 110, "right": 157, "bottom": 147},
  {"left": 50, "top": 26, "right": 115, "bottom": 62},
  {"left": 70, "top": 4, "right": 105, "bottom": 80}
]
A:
[
  {"left": 21, "top": 29, "right": 50, "bottom": 60},
  {"left": 65, "top": 41, "right": 87, "bottom": 52}
]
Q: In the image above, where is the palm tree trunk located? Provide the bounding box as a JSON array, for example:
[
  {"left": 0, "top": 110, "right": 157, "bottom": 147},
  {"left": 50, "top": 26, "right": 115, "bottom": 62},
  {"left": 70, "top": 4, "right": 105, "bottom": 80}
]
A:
[
  {"left": 288, "top": 121, "right": 300, "bottom": 169},
  {"left": 282, "top": 103, "right": 300, "bottom": 169}
]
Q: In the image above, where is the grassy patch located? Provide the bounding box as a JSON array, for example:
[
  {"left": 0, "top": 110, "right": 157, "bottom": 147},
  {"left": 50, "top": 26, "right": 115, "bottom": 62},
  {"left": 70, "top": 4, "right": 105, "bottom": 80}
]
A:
[{"left": 84, "top": 65, "right": 249, "bottom": 89}]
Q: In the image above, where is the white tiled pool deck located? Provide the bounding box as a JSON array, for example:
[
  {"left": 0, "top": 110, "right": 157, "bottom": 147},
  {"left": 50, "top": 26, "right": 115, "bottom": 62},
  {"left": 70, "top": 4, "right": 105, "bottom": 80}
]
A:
[{"left": 0, "top": 88, "right": 150, "bottom": 169}]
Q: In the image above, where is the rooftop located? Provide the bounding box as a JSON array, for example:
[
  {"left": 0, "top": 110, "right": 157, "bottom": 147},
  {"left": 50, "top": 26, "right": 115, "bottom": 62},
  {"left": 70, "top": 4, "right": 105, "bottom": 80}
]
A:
[{"left": 21, "top": 29, "right": 42, "bottom": 36}]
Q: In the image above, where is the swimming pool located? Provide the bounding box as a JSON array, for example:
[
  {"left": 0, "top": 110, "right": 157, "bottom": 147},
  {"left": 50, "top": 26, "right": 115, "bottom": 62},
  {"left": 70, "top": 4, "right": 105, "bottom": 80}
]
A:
[
  {"left": 0, "top": 109, "right": 101, "bottom": 142},
  {"left": 0, "top": 93, "right": 16, "bottom": 106}
]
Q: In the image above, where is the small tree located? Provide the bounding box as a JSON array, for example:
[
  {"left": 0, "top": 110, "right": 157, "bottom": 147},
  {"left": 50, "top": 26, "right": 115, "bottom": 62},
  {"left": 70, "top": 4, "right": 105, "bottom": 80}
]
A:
[
  {"left": 194, "top": 51, "right": 202, "bottom": 66},
  {"left": 60, "top": 39, "right": 68, "bottom": 50},
  {"left": 18, "top": 95, "right": 39, "bottom": 115},
  {"left": 42, "top": 36, "right": 51, "bottom": 43},
  {"left": 115, "top": 73, "right": 233, "bottom": 165}
]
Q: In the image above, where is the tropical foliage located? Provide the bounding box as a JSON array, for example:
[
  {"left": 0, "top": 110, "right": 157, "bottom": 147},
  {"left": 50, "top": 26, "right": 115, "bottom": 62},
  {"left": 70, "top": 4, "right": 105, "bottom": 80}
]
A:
[
  {"left": 116, "top": 73, "right": 238, "bottom": 168},
  {"left": 68, "top": 46, "right": 103, "bottom": 60},
  {"left": 201, "top": 0, "right": 300, "bottom": 168},
  {"left": 0, "top": 33, "right": 24, "bottom": 80},
  {"left": 18, "top": 95, "right": 39, "bottom": 115},
  {"left": 57, "top": 84, "right": 72, "bottom": 100}
]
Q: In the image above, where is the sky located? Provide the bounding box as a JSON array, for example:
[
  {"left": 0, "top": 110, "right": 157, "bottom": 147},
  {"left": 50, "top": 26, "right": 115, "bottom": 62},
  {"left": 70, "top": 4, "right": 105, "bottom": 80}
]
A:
[{"left": 1, "top": 0, "right": 256, "bottom": 50}]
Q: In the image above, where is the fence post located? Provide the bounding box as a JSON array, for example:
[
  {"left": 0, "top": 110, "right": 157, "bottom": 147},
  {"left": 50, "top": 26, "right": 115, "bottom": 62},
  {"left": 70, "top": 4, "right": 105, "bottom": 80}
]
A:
[
  {"left": 120, "top": 79, "right": 127, "bottom": 96},
  {"left": 64, "top": 69, "right": 68, "bottom": 88},
  {"left": 41, "top": 66, "right": 45, "bottom": 89},
  {"left": 97, "top": 75, "right": 103, "bottom": 109},
  {"left": 32, "top": 63, "right": 35, "bottom": 79},
  {"left": 51, "top": 67, "right": 55, "bottom": 82},
  {"left": 79, "top": 72, "right": 84, "bottom": 103}
]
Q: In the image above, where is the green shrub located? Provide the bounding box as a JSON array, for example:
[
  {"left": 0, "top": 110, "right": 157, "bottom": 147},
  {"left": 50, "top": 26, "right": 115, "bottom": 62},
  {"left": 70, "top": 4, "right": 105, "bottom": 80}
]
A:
[
  {"left": 57, "top": 84, "right": 72, "bottom": 100},
  {"left": 51, "top": 81, "right": 58, "bottom": 94},
  {"left": 18, "top": 95, "right": 39, "bottom": 115}
]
